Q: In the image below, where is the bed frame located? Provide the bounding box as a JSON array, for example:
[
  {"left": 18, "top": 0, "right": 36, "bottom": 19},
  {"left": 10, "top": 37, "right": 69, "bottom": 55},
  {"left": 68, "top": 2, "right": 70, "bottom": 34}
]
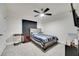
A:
[
  {"left": 30, "top": 28, "right": 58, "bottom": 50},
  {"left": 31, "top": 37, "right": 58, "bottom": 50}
]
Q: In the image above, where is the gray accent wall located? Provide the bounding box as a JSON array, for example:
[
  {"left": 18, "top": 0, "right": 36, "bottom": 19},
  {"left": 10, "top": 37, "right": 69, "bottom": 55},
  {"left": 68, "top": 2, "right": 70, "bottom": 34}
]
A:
[{"left": 22, "top": 19, "right": 37, "bottom": 35}]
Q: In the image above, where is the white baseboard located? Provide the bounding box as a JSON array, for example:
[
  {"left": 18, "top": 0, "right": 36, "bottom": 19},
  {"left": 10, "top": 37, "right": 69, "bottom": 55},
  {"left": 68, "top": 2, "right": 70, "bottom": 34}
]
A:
[{"left": 6, "top": 42, "right": 14, "bottom": 46}]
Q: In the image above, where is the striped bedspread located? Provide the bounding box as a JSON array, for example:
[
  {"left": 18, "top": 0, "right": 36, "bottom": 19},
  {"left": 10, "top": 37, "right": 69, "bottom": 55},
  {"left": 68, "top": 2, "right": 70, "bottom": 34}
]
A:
[{"left": 32, "top": 33, "right": 58, "bottom": 44}]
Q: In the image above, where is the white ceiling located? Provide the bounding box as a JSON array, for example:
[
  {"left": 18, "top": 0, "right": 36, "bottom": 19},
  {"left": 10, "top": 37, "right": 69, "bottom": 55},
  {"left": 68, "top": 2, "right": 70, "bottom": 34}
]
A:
[
  {"left": 6, "top": 3, "right": 71, "bottom": 15},
  {"left": 5, "top": 3, "right": 79, "bottom": 22}
]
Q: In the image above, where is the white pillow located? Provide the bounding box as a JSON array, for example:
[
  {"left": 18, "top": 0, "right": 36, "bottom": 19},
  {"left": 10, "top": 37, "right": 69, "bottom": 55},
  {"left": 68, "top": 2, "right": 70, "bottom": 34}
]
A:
[{"left": 30, "top": 28, "right": 41, "bottom": 33}]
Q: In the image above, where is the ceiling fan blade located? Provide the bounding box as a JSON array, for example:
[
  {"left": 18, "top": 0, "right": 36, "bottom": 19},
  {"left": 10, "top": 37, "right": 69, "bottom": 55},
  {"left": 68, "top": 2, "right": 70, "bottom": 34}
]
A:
[
  {"left": 71, "top": 3, "right": 75, "bottom": 11},
  {"left": 33, "top": 10, "right": 40, "bottom": 13},
  {"left": 44, "top": 8, "right": 49, "bottom": 13},
  {"left": 34, "top": 14, "right": 39, "bottom": 17},
  {"left": 45, "top": 13, "right": 52, "bottom": 16},
  {"left": 71, "top": 3, "right": 79, "bottom": 22}
]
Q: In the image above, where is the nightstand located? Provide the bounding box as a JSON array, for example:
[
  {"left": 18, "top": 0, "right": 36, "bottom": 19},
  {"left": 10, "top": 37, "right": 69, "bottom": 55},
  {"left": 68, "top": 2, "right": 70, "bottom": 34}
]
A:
[
  {"left": 22, "top": 34, "right": 31, "bottom": 43},
  {"left": 65, "top": 45, "right": 78, "bottom": 56}
]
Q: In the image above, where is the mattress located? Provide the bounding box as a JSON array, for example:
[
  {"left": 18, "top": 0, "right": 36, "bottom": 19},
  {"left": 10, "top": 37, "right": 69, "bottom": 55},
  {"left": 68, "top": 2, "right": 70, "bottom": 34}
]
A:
[
  {"left": 32, "top": 33, "right": 58, "bottom": 43},
  {"left": 31, "top": 33, "right": 58, "bottom": 49}
]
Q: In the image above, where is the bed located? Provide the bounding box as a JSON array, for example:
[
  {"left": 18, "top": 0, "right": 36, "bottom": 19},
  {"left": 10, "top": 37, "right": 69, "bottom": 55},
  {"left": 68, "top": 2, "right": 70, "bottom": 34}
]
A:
[{"left": 30, "top": 28, "right": 58, "bottom": 50}]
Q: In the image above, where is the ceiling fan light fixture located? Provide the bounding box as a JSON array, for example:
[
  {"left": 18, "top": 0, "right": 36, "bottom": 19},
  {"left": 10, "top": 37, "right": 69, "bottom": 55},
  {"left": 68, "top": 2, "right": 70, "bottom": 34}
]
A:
[
  {"left": 33, "top": 8, "right": 52, "bottom": 17},
  {"left": 40, "top": 13, "right": 45, "bottom": 17}
]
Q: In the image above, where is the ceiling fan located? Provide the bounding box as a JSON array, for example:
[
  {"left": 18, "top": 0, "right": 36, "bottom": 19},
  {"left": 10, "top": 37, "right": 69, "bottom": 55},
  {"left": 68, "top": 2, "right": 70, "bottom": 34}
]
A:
[
  {"left": 71, "top": 3, "right": 79, "bottom": 28},
  {"left": 33, "top": 8, "right": 52, "bottom": 17}
]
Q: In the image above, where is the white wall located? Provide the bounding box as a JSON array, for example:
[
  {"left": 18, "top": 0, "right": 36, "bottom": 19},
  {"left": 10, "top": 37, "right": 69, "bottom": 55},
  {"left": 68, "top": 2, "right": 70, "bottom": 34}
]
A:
[
  {"left": 0, "top": 4, "right": 8, "bottom": 55},
  {"left": 6, "top": 3, "right": 78, "bottom": 45},
  {"left": 5, "top": 3, "right": 79, "bottom": 45},
  {"left": 5, "top": 4, "right": 38, "bottom": 44},
  {"left": 41, "top": 11, "right": 77, "bottom": 44},
  {"left": 6, "top": 4, "right": 37, "bottom": 37},
  {"left": 6, "top": 3, "right": 71, "bottom": 37}
]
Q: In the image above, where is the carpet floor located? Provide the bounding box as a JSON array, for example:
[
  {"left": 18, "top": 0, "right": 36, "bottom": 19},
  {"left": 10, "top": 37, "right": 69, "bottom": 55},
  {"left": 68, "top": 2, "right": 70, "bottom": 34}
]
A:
[{"left": 1, "top": 42, "right": 65, "bottom": 56}]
